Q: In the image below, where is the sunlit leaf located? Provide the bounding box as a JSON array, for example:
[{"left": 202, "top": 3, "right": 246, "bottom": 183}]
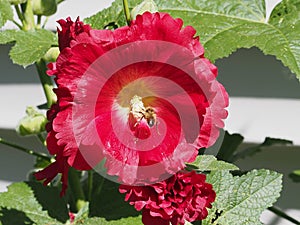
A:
[
  {"left": 0, "top": 0, "right": 13, "bottom": 28},
  {"left": 85, "top": 0, "right": 300, "bottom": 79},
  {"left": 203, "top": 170, "right": 283, "bottom": 225},
  {"left": 0, "top": 29, "right": 57, "bottom": 67},
  {"left": 187, "top": 155, "right": 239, "bottom": 171}
]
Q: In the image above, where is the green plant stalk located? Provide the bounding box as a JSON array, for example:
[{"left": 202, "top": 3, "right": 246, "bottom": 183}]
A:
[
  {"left": 123, "top": 0, "right": 131, "bottom": 25},
  {"left": 94, "top": 175, "right": 105, "bottom": 198},
  {"left": 269, "top": 206, "right": 300, "bottom": 225},
  {"left": 87, "top": 170, "right": 93, "bottom": 202},
  {"left": 12, "top": 20, "right": 23, "bottom": 29},
  {"left": 35, "top": 59, "right": 56, "bottom": 108},
  {"left": 37, "top": 133, "right": 46, "bottom": 146},
  {"left": 36, "top": 15, "right": 42, "bottom": 29},
  {"left": 0, "top": 137, "right": 51, "bottom": 161},
  {"left": 57, "top": 0, "right": 65, "bottom": 4},
  {"left": 23, "top": 0, "right": 35, "bottom": 31},
  {"left": 14, "top": 5, "right": 25, "bottom": 26},
  {"left": 68, "top": 167, "right": 86, "bottom": 212}
]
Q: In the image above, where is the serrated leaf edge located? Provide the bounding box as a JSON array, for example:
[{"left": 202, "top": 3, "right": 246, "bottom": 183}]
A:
[{"left": 214, "top": 170, "right": 282, "bottom": 224}]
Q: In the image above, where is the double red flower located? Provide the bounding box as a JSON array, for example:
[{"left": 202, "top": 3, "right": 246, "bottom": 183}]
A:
[{"left": 120, "top": 171, "right": 216, "bottom": 225}]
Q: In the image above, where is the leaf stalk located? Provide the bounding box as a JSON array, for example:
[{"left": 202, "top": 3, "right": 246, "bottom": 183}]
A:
[
  {"left": 269, "top": 206, "right": 300, "bottom": 225},
  {"left": 0, "top": 137, "right": 51, "bottom": 161},
  {"left": 23, "top": 0, "right": 35, "bottom": 31},
  {"left": 122, "top": 0, "right": 131, "bottom": 25},
  {"left": 68, "top": 168, "right": 87, "bottom": 212},
  {"left": 35, "top": 59, "right": 56, "bottom": 108},
  {"left": 14, "top": 5, "right": 25, "bottom": 26},
  {"left": 87, "top": 170, "right": 93, "bottom": 202}
]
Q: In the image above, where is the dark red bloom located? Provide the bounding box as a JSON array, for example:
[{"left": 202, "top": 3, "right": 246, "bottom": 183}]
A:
[
  {"left": 57, "top": 16, "right": 91, "bottom": 51},
  {"left": 120, "top": 171, "right": 216, "bottom": 225},
  {"left": 35, "top": 13, "right": 228, "bottom": 193},
  {"left": 34, "top": 104, "right": 69, "bottom": 196}
]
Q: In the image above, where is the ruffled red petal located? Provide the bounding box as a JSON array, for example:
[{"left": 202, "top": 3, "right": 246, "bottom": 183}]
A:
[
  {"left": 57, "top": 16, "right": 91, "bottom": 51},
  {"left": 120, "top": 171, "right": 215, "bottom": 225},
  {"left": 41, "top": 12, "right": 229, "bottom": 193},
  {"left": 34, "top": 152, "right": 69, "bottom": 196}
]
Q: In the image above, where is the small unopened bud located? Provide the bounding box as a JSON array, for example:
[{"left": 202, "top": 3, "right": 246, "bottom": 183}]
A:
[
  {"left": 43, "top": 47, "right": 59, "bottom": 62},
  {"left": 16, "top": 106, "right": 47, "bottom": 136},
  {"left": 32, "top": 0, "right": 57, "bottom": 16},
  {"left": 131, "top": 0, "right": 158, "bottom": 20},
  {"left": 8, "top": 0, "right": 27, "bottom": 5}
]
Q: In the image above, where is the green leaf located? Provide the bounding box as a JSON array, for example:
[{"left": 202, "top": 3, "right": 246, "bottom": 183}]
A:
[
  {"left": 74, "top": 216, "right": 142, "bottom": 225},
  {"left": 0, "top": 0, "right": 13, "bottom": 28},
  {"left": 0, "top": 182, "right": 69, "bottom": 225},
  {"left": 159, "top": 0, "right": 300, "bottom": 79},
  {"left": 0, "top": 29, "right": 17, "bottom": 44},
  {"left": 233, "top": 137, "right": 293, "bottom": 161},
  {"left": 267, "top": 0, "right": 300, "bottom": 78},
  {"left": 84, "top": 0, "right": 127, "bottom": 29},
  {"left": 0, "top": 29, "right": 57, "bottom": 67},
  {"left": 186, "top": 155, "right": 239, "bottom": 171},
  {"left": 76, "top": 174, "right": 143, "bottom": 225},
  {"left": 216, "top": 131, "right": 244, "bottom": 162},
  {"left": 203, "top": 169, "right": 283, "bottom": 225},
  {"left": 205, "top": 170, "right": 235, "bottom": 212},
  {"left": 88, "top": 174, "right": 140, "bottom": 220},
  {"left": 131, "top": 0, "right": 158, "bottom": 20},
  {"left": 86, "top": 0, "right": 300, "bottom": 79}
]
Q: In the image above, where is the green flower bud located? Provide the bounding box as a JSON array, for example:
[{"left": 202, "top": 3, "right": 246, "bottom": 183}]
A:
[
  {"left": 43, "top": 47, "right": 60, "bottom": 62},
  {"left": 16, "top": 106, "right": 47, "bottom": 136},
  {"left": 8, "top": 0, "right": 27, "bottom": 5},
  {"left": 32, "top": 0, "right": 57, "bottom": 16},
  {"left": 131, "top": 0, "right": 158, "bottom": 20}
]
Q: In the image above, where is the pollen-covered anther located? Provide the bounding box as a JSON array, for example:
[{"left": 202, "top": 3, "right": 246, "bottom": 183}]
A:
[
  {"left": 130, "top": 95, "right": 146, "bottom": 121},
  {"left": 128, "top": 95, "right": 157, "bottom": 139}
]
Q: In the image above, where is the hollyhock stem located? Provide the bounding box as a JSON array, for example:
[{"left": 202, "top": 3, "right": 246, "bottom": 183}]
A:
[
  {"left": 94, "top": 175, "right": 105, "bottom": 197},
  {"left": 35, "top": 59, "right": 56, "bottom": 108},
  {"left": 23, "top": 0, "right": 35, "bottom": 31},
  {"left": 122, "top": 0, "right": 131, "bottom": 25},
  {"left": 14, "top": 5, "right": 25, "bottom": 26},
  {"left": 0, "top": 137, "right": 51, "bottom": 161},
  {"left": 268, "top": 206, "right": 300, "bottom": 225},
  {"left": 87, "top": 170, "right": 93, "bottom": 201},
  {"left": 36, "top": 15, "right": 42, "bottom": 29},
  {"left": 12, "top": 20, "right": 23, "bottom": 29},
  {"left": 42, "top": 17, "right": 49, "bottom": 29},
  {"left": 37, "top": 133, "right": 46, "bottom": 146},
  {"left": 68, "top": 167, "right": 86, "bottom": 212}
]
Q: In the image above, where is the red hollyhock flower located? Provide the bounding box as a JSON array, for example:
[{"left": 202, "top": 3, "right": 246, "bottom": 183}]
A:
[
  {"left": 120, "top": 171, "right": 216, "bottom": 225},
  {"left": 35, "top": 13, "right": 228, "bottom": 193},
  {"left": 35, "top": 17, "right": 91, "bottom": 195}
]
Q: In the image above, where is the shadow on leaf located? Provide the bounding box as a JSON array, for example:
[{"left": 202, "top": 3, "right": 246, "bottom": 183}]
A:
[
  {"left": 0, "top": 207, "right": 34, "bottom": 225},
  {"left": 26, "top": 181, "right": 69, "bottom": 223},
  {"left": 88, "top": 173, "right": 140, "bottom": 220}
]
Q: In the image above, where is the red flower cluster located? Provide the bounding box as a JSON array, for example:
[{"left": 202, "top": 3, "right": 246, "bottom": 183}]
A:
[
  {"left": 35, "top": 13, "right": 228, "bottom": 194},
  {"left": 120, "top": 171, "right": 215, "bottom": 225}
]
